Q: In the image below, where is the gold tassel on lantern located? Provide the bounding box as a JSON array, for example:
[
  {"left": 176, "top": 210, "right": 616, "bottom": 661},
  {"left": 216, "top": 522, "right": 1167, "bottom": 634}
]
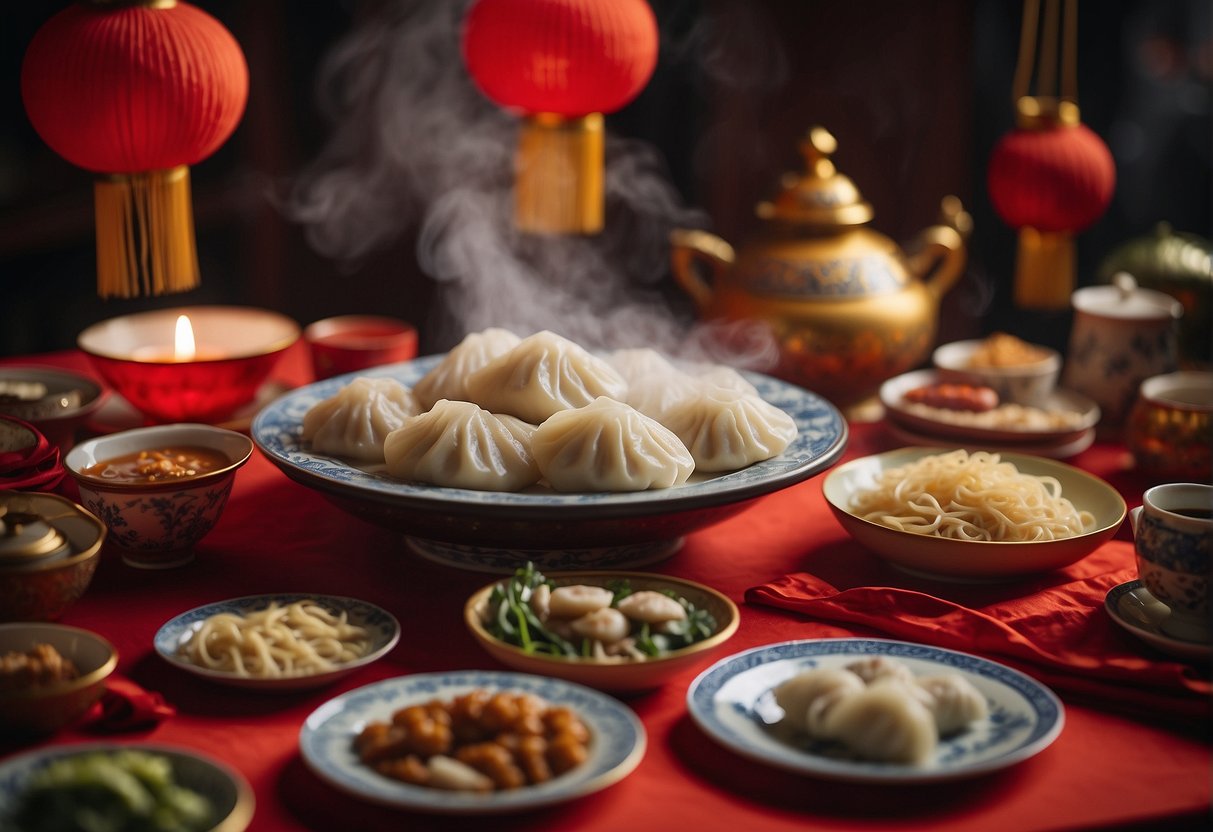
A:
[
  {"left": 1013, "top": 226, "right": 1076, "bottom": 309},
  {"left": 515, "top": 113, "right": 604, "bottom": 235},
  {"left": 93, "top": 165, "right": 201, "bottom": 299}
]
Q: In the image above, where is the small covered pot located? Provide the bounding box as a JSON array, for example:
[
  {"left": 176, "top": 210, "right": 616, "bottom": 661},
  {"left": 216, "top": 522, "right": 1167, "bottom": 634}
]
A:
[
  {"left": 670, "top": 127, "right": 967, "bottom": 410},
  {"left": 0, "top": 491, "right": 106, "bottom": 621}
]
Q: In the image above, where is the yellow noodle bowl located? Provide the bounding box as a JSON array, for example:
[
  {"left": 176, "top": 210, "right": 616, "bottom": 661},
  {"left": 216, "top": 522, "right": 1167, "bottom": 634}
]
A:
[
  {"left": 179, "top": 600, "right": 372, "bottom": 677},
  {"left": 849, "top": 450, "right": 1095, "bottom": 542}
]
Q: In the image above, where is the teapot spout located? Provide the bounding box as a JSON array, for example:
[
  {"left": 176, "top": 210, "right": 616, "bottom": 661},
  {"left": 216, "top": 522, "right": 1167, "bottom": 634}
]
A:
[
  {"left": 906, "top": 198, "right": 968, "bottom": 299},
  {"left": 670, "top": 229, "right": 735, "bottom": 311}
]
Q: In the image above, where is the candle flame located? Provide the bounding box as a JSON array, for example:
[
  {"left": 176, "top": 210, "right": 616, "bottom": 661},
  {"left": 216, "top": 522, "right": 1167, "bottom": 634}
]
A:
[{"left": 174, "top": 315, "right": 196, "bottom": 361}]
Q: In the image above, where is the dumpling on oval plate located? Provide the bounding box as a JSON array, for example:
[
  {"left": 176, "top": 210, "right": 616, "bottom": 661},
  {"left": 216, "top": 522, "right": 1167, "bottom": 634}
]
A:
[
  {"left": 412, "top": 327, "right": 521, "bottom": 410},
  {"left": 383, "top": 399, "right": 540, "bottom": 492},
  {"left": 662, "top": 388, "right": 798, "bottom": 472},
  {"left": 302, "top": 376, "right": 420, "bottom": 463},
  {"left": 531, "top": 397, "right": 694, "bottom": 492},
  {"left": 608, "top": 348, "right": 702, "bottom": 422},
  {"left": 464, "top": 330, "right": 627, "bottom": 424}
]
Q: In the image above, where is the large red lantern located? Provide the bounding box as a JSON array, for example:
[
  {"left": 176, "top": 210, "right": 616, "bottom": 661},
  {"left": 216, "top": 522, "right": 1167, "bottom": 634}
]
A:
[
  {"left": 986, "top": 0, "right": 1115, "bottom": 309},
  {"left": 462, "top": 0, "right": 659, "bottom": 234},
  {"left": 22, "top": 1, "right": 248, "bottom": 299}
]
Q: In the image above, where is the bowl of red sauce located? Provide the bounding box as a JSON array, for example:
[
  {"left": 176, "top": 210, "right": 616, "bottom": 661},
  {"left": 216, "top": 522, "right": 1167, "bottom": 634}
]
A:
[{"left": 63, "top": 424, "right": 253, "bottom": 569}]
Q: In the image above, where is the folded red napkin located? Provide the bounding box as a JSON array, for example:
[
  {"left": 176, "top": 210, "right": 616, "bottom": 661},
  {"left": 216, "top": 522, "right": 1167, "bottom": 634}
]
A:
[
  {"left": 746, "top": 541, "right": 1211, "bottom": 725},
  {"left": 79, "top": 676, "right": 176, "bottom": 733}
]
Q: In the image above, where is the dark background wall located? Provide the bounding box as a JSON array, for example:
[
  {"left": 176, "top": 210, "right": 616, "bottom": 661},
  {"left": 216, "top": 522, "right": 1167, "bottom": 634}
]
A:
[{"left": 1, "top": 0, "right": 1208, "bottom": 358}]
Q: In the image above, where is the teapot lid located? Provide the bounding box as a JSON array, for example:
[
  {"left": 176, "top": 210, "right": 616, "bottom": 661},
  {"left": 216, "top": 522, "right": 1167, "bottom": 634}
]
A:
[
  {"left": 756, "top": 127, "right": 874, "bottom": 227},
  {"left": 0, "top": 504, "right": 70, "bottom": 564}
]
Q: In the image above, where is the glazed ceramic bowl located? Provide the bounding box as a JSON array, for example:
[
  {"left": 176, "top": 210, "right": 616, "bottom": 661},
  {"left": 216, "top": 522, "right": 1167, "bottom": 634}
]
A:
[
  {"left": 933, "top": 338, "right": 1061, "bottom": 405},
  {"left": 0, "top": 366, "right": 106, "bottom": 450},
  {"left": 0, "top": 622, "right": 117, "bottom": 736},
  {"left": 464, "top": 571, "right": 740, "bottom": 692},
  {"left": 0, "top": 416, "right": 65, "bottom": 493},
  {"left": 64, "top": 424, "right": 253, "bottom": 569},
  {"left": 0, "top": 491, "right": 106, "bottom": 622},
  {"left": 822, "top": 447, "right": 1127, "bottom": 581},
  {"left": 77, "top": 305, "right": 299, "bottom": 424},
  {"left": 0, "top": 742, "right": 254, "bottom": 831}
]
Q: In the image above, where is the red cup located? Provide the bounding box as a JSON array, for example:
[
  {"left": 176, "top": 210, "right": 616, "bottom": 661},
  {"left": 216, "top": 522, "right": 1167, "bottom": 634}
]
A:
[{"left": 304, "top": 316, "right": 419, "bottom": 380}]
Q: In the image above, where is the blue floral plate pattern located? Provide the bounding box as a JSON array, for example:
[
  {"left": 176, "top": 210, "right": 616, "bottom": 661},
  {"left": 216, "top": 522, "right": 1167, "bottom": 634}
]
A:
[
  {"left": 687, "top": 638, "right": 1064, "bottom": 784},
  {"left": 251, "top": 356, "right": 847, "bottom": 569},
  {"left": 298, "top": 670, "right": 646, "bottom": 814},
  {"left": 154, "top": 594, "right": 400, "bottom": 691}
]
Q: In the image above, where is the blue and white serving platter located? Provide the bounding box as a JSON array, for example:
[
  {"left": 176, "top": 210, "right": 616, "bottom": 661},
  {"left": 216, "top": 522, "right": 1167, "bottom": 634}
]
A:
[
  {"left": 298, "top": 670, "right": 646, "bottom": 814},
  {"left": 251, "top": 355, "right": 848, "bottom": 572},
  {"left": 154, "top": 594, "right": 400, "bottom": 692},
  {"left": 687, "top": 639, "right": 1064, "bottom": 784}
]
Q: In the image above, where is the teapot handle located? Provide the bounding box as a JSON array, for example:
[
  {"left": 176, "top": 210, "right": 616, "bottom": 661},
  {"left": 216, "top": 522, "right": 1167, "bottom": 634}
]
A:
[{"left": 669, "top": 229, "right": 736, "bottom": 311}]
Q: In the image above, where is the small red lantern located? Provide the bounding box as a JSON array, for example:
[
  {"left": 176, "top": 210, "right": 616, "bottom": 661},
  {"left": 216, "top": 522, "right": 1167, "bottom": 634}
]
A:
[
  {"left": 986, "top": 0, "right": 1115, "bottom": 309},
  {"left": 22, "top": 1, "right": 248, "bottom": 299},
  {"left": 462, "top": 0, "right": 659, "bottom": 234}
]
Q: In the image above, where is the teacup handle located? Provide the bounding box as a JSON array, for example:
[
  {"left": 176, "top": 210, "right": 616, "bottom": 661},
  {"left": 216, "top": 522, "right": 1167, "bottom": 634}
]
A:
[{"left": 1128, "top": 505, "right": 1142, "bottom": 536}]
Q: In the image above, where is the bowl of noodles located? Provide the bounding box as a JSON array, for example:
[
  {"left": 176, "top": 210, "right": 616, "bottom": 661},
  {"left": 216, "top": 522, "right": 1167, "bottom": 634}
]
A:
[
  {"left": 822, "top": 447, "right": 1126, "bottom": 581},
  {"left": 153, "top": 594, "right": 400, "bottom": 691}
]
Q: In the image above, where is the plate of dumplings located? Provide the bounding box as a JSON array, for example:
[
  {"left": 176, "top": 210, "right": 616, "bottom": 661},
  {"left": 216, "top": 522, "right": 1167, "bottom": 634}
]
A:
[
  {"left": 252, "top": 329, "right": 847, "bottom": 572},
  {"left": 686, "top": 638, "right": 1063, "bottom": 784}
]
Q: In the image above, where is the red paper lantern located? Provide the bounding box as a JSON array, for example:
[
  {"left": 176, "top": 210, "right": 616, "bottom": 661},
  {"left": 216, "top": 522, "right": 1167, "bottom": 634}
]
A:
[
  {"left": 22, "top": 1, "right": 248, "bottom": 298},
  {"left": 988, "top": 122, "right": 1115, "bottom": 234},
  {"left": 462, "top": 0, "right": 659, "bottom": 234}
]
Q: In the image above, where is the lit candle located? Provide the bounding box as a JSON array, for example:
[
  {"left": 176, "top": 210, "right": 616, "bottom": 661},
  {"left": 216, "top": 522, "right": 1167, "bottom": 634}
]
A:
[{"left": 174, "top": 314, "right": 196, "bottom": 361}]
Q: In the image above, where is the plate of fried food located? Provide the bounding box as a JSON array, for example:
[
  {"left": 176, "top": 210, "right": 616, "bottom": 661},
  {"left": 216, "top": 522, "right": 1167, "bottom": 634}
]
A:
[
  {"left": 298, "top": 670, "right": 646, "bottom": 814},
  {"left": 154, "top": 594, "right": 400, "bottom": 691},
  {"left": 880, "top": 369, "right": 1100, "bottom": 453},
  {"left": 822, "top": 447, "right": 1126, "bottom": 580},
  {"left": 687, "top": 638, "right": 1064, "bottom": 784}
]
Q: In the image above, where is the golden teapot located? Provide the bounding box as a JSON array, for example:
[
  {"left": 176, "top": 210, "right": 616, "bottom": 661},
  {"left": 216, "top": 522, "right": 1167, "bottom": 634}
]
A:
[{"left": 670, "top": 127, "right": 968, "bottom": 410}]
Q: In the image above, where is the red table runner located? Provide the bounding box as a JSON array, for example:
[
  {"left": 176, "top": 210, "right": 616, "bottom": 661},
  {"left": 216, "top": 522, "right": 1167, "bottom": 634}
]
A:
[{"left": 2, "top": 344, "right": 1209, "bottom": 832}]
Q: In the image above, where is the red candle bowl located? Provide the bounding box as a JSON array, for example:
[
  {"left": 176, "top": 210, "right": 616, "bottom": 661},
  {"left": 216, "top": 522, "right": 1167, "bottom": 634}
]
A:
[
  {"left": 304, "top": 315, "right": 418, "bottom": 380},
  {"left": 77, "top": 306, "right": 300, "bottom": 424}
]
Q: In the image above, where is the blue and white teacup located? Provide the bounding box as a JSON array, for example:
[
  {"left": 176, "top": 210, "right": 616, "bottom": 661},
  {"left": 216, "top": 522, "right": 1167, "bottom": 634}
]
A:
[{"left": 1129, "top": 482, "right": 1213, "bottom": 643}]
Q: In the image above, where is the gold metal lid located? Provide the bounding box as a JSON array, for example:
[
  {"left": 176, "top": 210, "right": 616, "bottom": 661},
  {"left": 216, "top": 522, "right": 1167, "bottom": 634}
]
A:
[
  {"left": 0, "top": 505, "right": 71, "bottom": 564},
  {"left": 756, "top": 126, "right": 874, "bottom": 228}
]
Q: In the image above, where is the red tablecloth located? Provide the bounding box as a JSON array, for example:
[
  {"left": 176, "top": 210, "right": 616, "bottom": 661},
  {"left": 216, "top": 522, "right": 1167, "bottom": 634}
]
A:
[{"left": 3, "top": 344, "right": 1210, "bottom": 832}]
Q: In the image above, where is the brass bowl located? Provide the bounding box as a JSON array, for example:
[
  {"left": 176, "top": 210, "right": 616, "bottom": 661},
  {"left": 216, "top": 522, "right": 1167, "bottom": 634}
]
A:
[
  {"left": 0, "top": 622, "right": 117, "bottom": 737},
  {"left": 465, "top": 571, "right": 740, "bottom": 692}
]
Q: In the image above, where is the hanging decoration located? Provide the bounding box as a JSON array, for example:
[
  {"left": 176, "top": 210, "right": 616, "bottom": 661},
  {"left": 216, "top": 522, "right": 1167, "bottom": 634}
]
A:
[
  {"left": 461, "top": 0, "right": 659, "bottom": 235},
  {"left": 21, "top": 0, "right": 248, "bottom": 299},
  {"left": 986, "top": 0, "right": 1115, "bottom": 310}
]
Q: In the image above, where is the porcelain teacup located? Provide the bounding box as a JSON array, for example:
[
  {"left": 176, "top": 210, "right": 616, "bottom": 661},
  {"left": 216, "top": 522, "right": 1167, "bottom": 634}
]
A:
[{"left": 1129, "top": 482, "right": 1213, "bottom": 644}]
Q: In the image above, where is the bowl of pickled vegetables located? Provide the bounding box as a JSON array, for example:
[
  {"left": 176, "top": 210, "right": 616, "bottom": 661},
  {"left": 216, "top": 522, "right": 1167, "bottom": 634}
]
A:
[{"left": 464, "top": 564, "right": 739, "bottom": 692}]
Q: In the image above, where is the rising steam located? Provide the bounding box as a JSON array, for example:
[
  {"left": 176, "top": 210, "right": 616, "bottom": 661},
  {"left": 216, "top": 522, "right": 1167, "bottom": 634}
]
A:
[{"left": 286, "top": 0, "right": 780, "bottom": 369}]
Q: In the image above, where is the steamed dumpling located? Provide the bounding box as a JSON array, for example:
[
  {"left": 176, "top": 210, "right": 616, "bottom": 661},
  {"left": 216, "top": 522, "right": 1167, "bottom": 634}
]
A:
[
  {"left": 914, "top": 674, "right": 989, "bottom": 736},
  {"left": 464, "top": 330, "right": 628, "bottom": 424},
  {"left": 608, "top": 348, "right": 703, "bottom": 422},
  {"left": 531, "top": 397, "right": 694, "bottom": 492},
  {"left": 773, "top": 667, "right": 865, "bottom": 737},
  {"left": 412, "top": 327, "right": 521, "bottom": 409},
  {"left": 820, "top": 680, "right": 939, "bottom": 764},
  {"left": 662, "top": 388, "right": 798, "bottom": 472},
  {"left": 302, "top": 376, "right": 420, "bottom": 462},
  {"left": 383, "top": 399, "right": 540, "bottom": 491}
]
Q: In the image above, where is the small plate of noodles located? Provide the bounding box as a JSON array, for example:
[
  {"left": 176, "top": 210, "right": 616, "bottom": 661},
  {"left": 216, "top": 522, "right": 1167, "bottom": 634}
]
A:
[
  {"left": 822, "top": 447, "right": 1126, "bottom": 581},
  {"left": 154, "top": 594, "right": 401, "bottom": 691}
]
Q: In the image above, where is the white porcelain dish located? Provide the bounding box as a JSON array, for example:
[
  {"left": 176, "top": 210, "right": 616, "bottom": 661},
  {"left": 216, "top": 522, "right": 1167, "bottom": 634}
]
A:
[
  {"left": 298, "top": 670, "right": 646, "bottom": 814},
  {"left": 251, "top": 354, "right": 848, "bottom": 572},
  {"left": 154, "top": 593, "right": 400, "bottom": 691},
  {"left": 1104, "top": 580, "right": 1211, "bottom": 663},
  {"left": 881, "top": 369, "right": 1099, "bottom": 445},
  {"left": 687, "top": 638, "right": 1064, "bottom": 784},
  {"left": 883, "top": 418, "right": 1096, "bottom": 460},
  {"left": 822, "top": 447, "right": 1126, "bottom": 581}
]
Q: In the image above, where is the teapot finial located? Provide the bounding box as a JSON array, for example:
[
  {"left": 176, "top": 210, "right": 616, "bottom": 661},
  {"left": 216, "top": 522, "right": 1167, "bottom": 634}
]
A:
[{"left": 801, "top": 127, "right": 837, "bottom": 179}]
